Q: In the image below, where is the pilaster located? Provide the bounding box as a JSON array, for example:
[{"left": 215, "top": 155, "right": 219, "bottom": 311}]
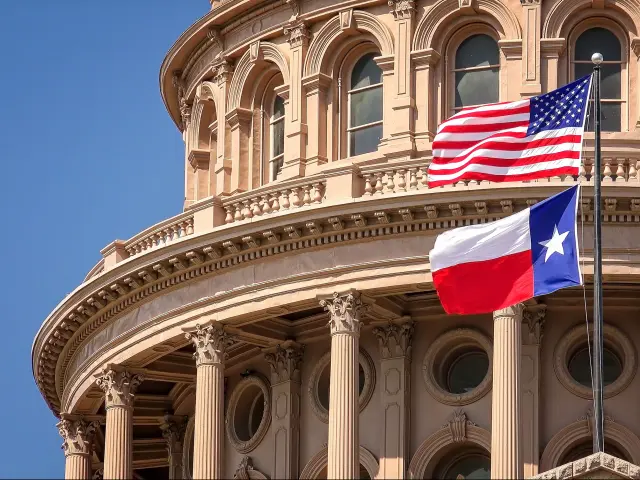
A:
[
  {"left": 320, "top": 290, "right": 369, "bottom": 479},
  {"left": 160, "top": 415, "right": 188, "bottom": 480},
  {"left": 213, "top": 60, "right": 233, "bottom": 195},
  {"left": 384, "top": 0, "right": 417, "bottom": 158},
  {"left": 411, "top": 49, "right": 440, "bottom": 146},
  {"left": 520, "top": 0, "right": 542, "bottom": 96},
  {"left": 280, "top": 22, "right": 309, "bottom": 180},
  {"left": 491, "top": 304, "right": 523, "bottom": 479},
  {"left": 372, "top": 320, "right": 414, "bottom": 479},
  {"left": 302, "top": 73, "right": 331, "bottom": 174},
  {"left": 522, "top": 305, "right": 546, "bottom": 478},
  {"left": 263, "top": 341, "right": 305, "bottom": 479},
  {"left": 541, "top": 38, "right": 566, "bottom": 92},
  {"left": 185, "top": 323, "right": 236, "bottom": 479},
  {"left": 225, "top": 107, "right": 252, "bottom": 194},
  {"left": 58, "top": 415, "right": 100, "bottom": 480},
  {"left": 95, "top": 366, "right": 144, "bottom": 480}
]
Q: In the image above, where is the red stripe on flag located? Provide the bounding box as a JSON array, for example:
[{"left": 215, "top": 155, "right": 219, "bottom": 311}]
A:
[
  {"left": 437, "top": 120, "right": 530, "bottom": 134},
  {"left": 432, "top": 250, "right": 534, "bottom": 315},
  {"left": 431, "top": 151, "right": 581, "bottom": 174},
  {"left": 428, "top": 166, "right": 579, "bottom": 188},
  {"left": 432, "top": 134, "right": 583, "bottom": 156},
  {"left": 448, "top": 104, "right": 531, "bottom": 120}
]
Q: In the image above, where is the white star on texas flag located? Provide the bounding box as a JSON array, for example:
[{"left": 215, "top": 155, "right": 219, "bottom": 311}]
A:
[{"left": 539, "top": 225, "right": 570, "bottom": 262}]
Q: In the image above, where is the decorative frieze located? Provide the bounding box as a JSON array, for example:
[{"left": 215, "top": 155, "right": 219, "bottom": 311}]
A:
[
  {"left": 320, "top": 291, "right": 369, "bottom": 335},
  {"left": 95, "top": 366, "right": 144, "bottom": 409},
  {"left": 185, "top": 324, "right": 236, "bottom": 366},
  {"left": 57, "top": 417, "right": 99, "bottom": 456}
]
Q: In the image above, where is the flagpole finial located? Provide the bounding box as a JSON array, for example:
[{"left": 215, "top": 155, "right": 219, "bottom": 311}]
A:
[{"left": 592, "top": 52, "right": 604, "bottom": 65}]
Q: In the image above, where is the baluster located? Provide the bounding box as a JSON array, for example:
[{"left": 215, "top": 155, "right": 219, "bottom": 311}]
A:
[
  {"left": 374, "top": 172, "right": 384, "bottom": 195},
  {"left": 242, "top": 200, "right": 253, "bottom": 219},
  {"left": 234, "top": 204, "right": 243, "bottom": 221},
  {"left": 164, "top": 228, "right": 172, "bottom": 244},
  {"left": 603, "top": 158, "right": 613, "bottom": 182},
  {"left": 420, "top": 166, "right": 429, "bottom": 188},
  {"left": 615, "top": 159, "right": 625, "bottom": 182},
  {"left": 312, "top": 183, "right": 323, "bottom": 204},
  {"left": 251, "top": 197, "right": 262, "bottom": 216},
  {"left": 397, "top": 169, "right": 407, "bottom": 192},
  {"left": 578, "top": 163, "right": 587, "bottom": 183},
  {"left": 629, "top": 160, "right": 638, "bottom": 182},
  {"left": 144, "top": 237, "right": 153, "bottom": 251},
  {"left": 281, "top": 189, "right": 291, "bottom": 209},
  {"left": 364, "top": 174, "right": 374, "bottom": 196},
  {"left": 409, "top": 168, "right": 418, "bottom": 190},
  {"left": 172, "top": 225, "right": 180, "bottom": 241},
  {"left": 291, "top": 187, "right": 302, "bottom": 207},
  {"left": 225, "top": 206, "right": 234, "bottom": 223},
  {"left": 302, "top": 185, "right": 312, "bottom": 205},
  {"left": 386, "top": 171, "right": 396, "bottom": 194},
  {"left": 261, "top": 195, "right": 272, "bottom": 214},
  {"left": 271, "top": 192, "right": 280, "bottom": 212}
]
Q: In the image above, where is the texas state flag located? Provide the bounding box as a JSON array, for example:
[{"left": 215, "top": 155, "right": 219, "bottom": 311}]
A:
[{"left": 430, "top": 185, "right": 582, "bottom": 315}]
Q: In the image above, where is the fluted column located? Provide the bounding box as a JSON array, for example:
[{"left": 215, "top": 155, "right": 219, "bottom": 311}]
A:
[
  {"left": 185, "top": 324, "right": 236, "bottom": 480},
  {"left": 491, "top": 304, "right": 524, "bottom": 479},
  {"left": 320, "top": 291, "right": 368, "bottom": 479},
  {"left": 95, "top": 366, "right": 144, "bottom": 480},
  {"left": 58, "top": 415, "right": 99, "bottom": 479},
  {"left": 264, "top": 341, "right": 305, "bottom": 479},
  {"left": 160, "top": 415, "right": 188, "bottom": 480},
  {"left": 373, "top": 320, "right": 414, "bottom": 479}
]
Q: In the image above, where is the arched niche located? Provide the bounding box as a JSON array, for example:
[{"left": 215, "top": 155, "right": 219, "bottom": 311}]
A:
[
  {"left": 300, "top": 445, "right": 379, "bottom": 479},
  {"left": 540, "top": 416, "right": 640, "bottom": 471}
]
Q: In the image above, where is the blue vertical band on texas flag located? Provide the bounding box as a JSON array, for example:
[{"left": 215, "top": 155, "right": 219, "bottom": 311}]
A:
[{"left": 530, "top": 184, "right": 582, "bottom": 296}]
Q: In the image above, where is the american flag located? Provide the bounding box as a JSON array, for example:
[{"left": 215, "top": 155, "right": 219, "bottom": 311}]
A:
[{"left": 428, "top": 75, "right": 593, "bottom": 187}]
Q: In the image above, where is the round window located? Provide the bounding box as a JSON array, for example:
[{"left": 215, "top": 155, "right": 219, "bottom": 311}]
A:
[
  {"left": 226, "top": 375, "right": 271, "bottom": 453},
  {"left": 446, "top": 349, "right": 490, "bottom": 394},
  {"left": 433, "top": 450, "right": 491, "bottom": 480},
  {"left": 423, "top": 329, "right": 493, "bottom": 406},
  {"left": 308, "top": 349, "right": 375, "bottom": 423},
  {"left": 567, "top": 346, "right": 622, "bottom": 388}
]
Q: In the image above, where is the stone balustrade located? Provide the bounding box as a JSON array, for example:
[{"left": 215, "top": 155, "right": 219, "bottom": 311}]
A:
[{"left": 124, "top": 214, "right": 194, "bottom": 258}]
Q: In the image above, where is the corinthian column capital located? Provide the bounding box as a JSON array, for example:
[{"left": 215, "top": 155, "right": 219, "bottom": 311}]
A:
[
  {"left": 185, "top": 323, "right": 236, "bottom": 366},
  {"left": 57, "top": 416, "right": 99, "bottom": 457},
  {"left": 388, "top": 0, "right": 416, "bottom": 19},
  {"left": 320, "top": 291, "right": 369, "bottom": 336},
  {"left": 494, "top": 303, "right": 525, "bottom": 320},
  {"left": 263, "top": 341, "right": 305, "bottom": 384},
  {"left": 372, "top": 320, "right": 414, "bottom": 359},
  {"left": 160, "top": 414, "right": 187, "bottom": 455},
  {"left": 95, "top": 366, "right": 144, "bottom": 409}
]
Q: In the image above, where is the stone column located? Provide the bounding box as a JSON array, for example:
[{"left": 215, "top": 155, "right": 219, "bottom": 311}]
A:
[
  {"left": 264, "top": 341, "right": 304, "bottom": 479},
  {"left": 160, "top": 415, "right": 188, "bottom": 480},
  {"left": 521, "top": 306, "right": 546, "bottom": 478},
  {"left": 58, "top": 415, "right": 99, "bottom": 479},
  {"left": 280, "top": 21, "right": 309, "bottom": 180},
  {"left": 320, "top": 291, "right": 368, "bottom": 479},
  {"left": 372, "top": 320, "right": 414, "bottom": 479},
  {"left": 95, "top": 366, "right": 144, "bottom": 480},
  {"left": 491, "top": 304, "right": 524, "bottom": 479},
  {"left": 185, "top": 324, "right": 236, "bottom": 480}
]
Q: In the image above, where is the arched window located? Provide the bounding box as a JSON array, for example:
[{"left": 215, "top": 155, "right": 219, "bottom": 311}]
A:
[
  {"left": 270, "top": 95, "right": 285, "bottom": 180},
  {"left": 348, "top": 52, "right": 383, "bottom": 156},
  {"left": 573, "top": 27, "right": 623, "bottom": 131},
  {"left": 453, "top": 34, "right": 500, "bottom": 114},
  {"left": 433, "top": 448, "right": 491, "bottom": 479}
]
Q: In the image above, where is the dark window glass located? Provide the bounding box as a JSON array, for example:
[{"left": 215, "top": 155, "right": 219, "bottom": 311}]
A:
[
  {"left": 575, "top": 27, "right": 621, "bottom": 62},
  {"left": 568, "top": 346, "right": 622, "bottom": 387},
  {"left": 350, "top": 86, "right": 383, "bottom": 126},
  {"left": 441, "top": 454, "right": 491, "bottom": 480},
  {"left": 351, "top": 52, "right": 382, "bottom": 89},
  {"left": 455, "top": 34, "right": 500, "bottom": 69},
  {"left": 249, "top": 392, "right": 264, "bottom": 437},
  {"left": 446, "top": 350, "right": 489, "bottom": 394},
  {"left": 574, "top": 63, "right": 621, "bottom": 99},
  {"left": 273, "top": 95, "right": 285, "bottom": 119},
  {"left": 455, "top": 68, "right": 499, "bottom": 108},
  {"left": 350, "top": 124, "right": 383, "bottom": 156},
  {"left": 272, "top": 121, "right": 284, "bottom": 158}
]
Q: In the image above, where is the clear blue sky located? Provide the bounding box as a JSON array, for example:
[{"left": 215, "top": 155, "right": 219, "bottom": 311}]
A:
[{"left": 0, "top": 2, "right": 206, "bottom": 477}]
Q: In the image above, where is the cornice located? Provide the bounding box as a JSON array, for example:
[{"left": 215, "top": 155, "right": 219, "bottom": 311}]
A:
[{"left": 33, "top": 183, "right": 640, "bottom": 415}]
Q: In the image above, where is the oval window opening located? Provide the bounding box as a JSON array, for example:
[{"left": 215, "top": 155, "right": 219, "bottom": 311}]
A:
[
  {"left": 568, "top": 346, "right": 622, "bottom": 387},
  {"left": 445, "top": 348, "right": 489, "bottom": 394},
  {"left": 234, "top": 385, "right": 265, "bottom": 442}
]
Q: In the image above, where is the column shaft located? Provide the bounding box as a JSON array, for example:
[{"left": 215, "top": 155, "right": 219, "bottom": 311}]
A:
[
  {"left": 491, "top": 305, "right": 523, "bottom": 479},
  {"left": 327, "top": 332, "right": 360, "bottom": 478},
  {"left": 65, "top": 455, "right": 91, "bottom": 480},
  {"left": 104, "top": 406, "right": 133, "bottom": 479},
  {"left": 193, "top": 364, "right": 225, "bottom": 479}
]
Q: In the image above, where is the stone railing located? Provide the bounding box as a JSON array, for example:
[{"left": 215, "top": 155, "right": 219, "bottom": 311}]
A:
[
  {"left": 124, "top": 212, "right": 194, "bottom": 258},
  {"left": 579, "top": 156, "right": 639, "bottom": 182},
  {"left": 360, "top": 160, "right": 430, "bottom": 195},
  {"left": 221, "top": 179, "right": 327, "bottom": 224}
]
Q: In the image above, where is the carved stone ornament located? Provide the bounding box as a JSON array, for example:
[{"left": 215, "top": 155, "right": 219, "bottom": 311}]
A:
[
  {"left": 388, "top": 0, "right": 416, "bottom": 19},
  {"left": 92, "top": 468, "right": 104, "bottom": 480},
  {"left": 442, "top": 410, "right": 477, "bottom": 443},
  {"left": 320, "top": 291, "right": 369, "bottom": 335},
  {"left": 372, "top": 321, "right": 414, "bottom": 360},
  {"left": 285, "top": 0, "right": 300, "bottom": 19},
  {"left": 57, "top": 417, "right": 99, "bottom": 456},
  {"left": 160, "top": 414, "right": 188, "bottom": 456},
  {"left": 95, "top": 366, "right": 144, "bottom": 409},
  {"left": 524, "top": 305, "right": 547, "bottom": 345},
  {"left": 214, "top": 61, "right": 233, "bottom": 87},
  {"left": 520, "top": 0, "right": 540, "bottom": 4},
  {"left": 172, "top": 71, "right": 191, "bottom": 129},
  {"left": 233, "top": 455, "right": 268, "bottom": 479},
  {"left": 284, "top": 21, "right": 310, "bottom": 49},
  {"left": 264, "top": 342, "right": 304, "bottom": 384},
  {"left": 185, "top": 324, "right": 236, "bottom": 367}
]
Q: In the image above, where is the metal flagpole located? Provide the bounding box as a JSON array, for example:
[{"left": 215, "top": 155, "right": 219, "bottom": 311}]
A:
[{"left": 591, "top": 52, "right": 605, "bottom": 453}]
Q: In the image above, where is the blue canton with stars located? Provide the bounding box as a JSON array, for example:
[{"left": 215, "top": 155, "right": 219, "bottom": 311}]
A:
[{"left": 527, "top": 75, "right": 592, "bottom": 136}]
